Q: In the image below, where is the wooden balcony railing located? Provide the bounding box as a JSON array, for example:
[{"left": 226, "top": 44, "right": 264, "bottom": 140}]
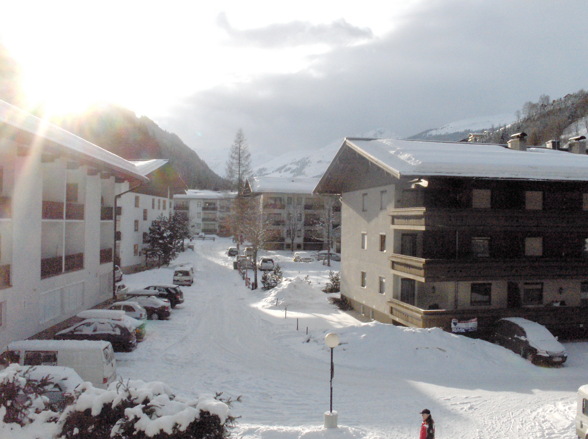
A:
[
  {"left": 390, "top": 252, "right": 588, "bottom": 282},
  {"left": 390, "top": 207, "right": 588, "bottom": 231},
  {"left": 64, "top": 252, "right": 84, "bottom": 272},
  {"left": 42, "top": 201, "right": 64, "bottom": 219},
  {"left": 101, "top": 206, "right": 114, "bottom": 220},
  {"left": 0, "top": 264, "right": 11, "bottom": 288},
  {"left": 41, "top": 256, "right": 63, "bottom": 278},
  {"left": 66, "top": 203, "right": 84, "bottom": 220},
  {"left": 100, "top": 248, "right": 113, "bottom": 264},
  {"left": 0, "top": 197, "right": 11, "bottom": 218}
]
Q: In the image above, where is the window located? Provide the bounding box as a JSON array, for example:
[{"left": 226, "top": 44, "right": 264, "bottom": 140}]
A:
[
  {"left": 197, "top": 201, "right": 202, "bottom": 208},
  {"left": 471, "top": 237, "right": 490, "bottom": 258},
  {"left": 471, "top": 283, "right": 492, "bottom": 306},
  {"left": 133, "top": 244, "right": 139, "bottom": 256},
  {"left": 380, "top": 190, "right": 387, "bottom": 210},
  {"left": 360, "top": 271, "right": 367, "bottom": 288},
  {"left": 143, "top": 209, "right": 148, "bottom": 221},
  {"left": 400, "top": 278, "right": 416, "bottom": 305},
  {"left": 378, "top": 276, "right": 386, "bottom": 294},
  {"left": 163, "top": 200, "right": 166, "bottom": 210},
  {"left": 379, "top": 234, "right": 386, "bottom": 252},
  {"left": 361, "top": 233, "right": 367, "bottom": 250},
  {"left": 581, "top": 282, "right": 588, "bottom": 307},
  {"left": 134, "top": 220, "right": 139, "bottom": 232},
  {"left": 158, "top": 199, "right": 161, "bottom": 209},
  {"left": 525, "top": 237, "right": 543, "bottom": 257},
  {"left": 362, "top": 193, "right": 368, "bottom": 212},
  {"left": 401, "top": 234, "right": 417, "bottom": 256},
  {"left": 135, "top": 196, "right": 140, "bottom": 208},
  {"left": 152, "top": 199, "right": 155, "bottom": 209},
  {"left": 472, "top": 189, "right": 491, "bottom": 209},
  {"left": 525, "top": 191, "right": 543, "bottom": 210},
  {"left": 66, "top": 183, "right": 78, "bottom": 203},
  {"left": 523, "top": 282, "right": 543, "bottom": 305},
  {"left": 24, "top": 351, "right": 57, "bottom": 366},
  {"left": 287, "top": 197, "right": 292, "bottom": 205},
  {"left": 143, "top": 232, "right": 149, "bottom": 243}
]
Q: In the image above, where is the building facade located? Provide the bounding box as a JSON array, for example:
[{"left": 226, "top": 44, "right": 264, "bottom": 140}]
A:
[
  {"left": 316, "top": 134, "right": 588, "bottom": 338},
  {"left": 173, "top": 190, "right": 236, "bottom": 237},
  {"left": 0, "top": 100, "right": 147, "bottom": 348}
]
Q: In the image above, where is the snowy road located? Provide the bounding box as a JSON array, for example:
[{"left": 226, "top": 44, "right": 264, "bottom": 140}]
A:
[{"left": 117, "top": 238, "right": 587, "bottom": 438}]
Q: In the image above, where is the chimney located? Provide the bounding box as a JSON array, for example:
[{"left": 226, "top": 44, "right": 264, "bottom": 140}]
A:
[
  {"left": 545, "top": 139, "right": 560, "bottom": 150},
  {"left": 568, "top": 135, "right": 587, "bottom": 154},
  {"left": 508, "top": 132, "right": 527, "bottom": 151}
]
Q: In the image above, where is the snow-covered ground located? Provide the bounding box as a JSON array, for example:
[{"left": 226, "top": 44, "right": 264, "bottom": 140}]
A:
[{"left": 6, "top": 237, "right": 586, "bottom": 438}]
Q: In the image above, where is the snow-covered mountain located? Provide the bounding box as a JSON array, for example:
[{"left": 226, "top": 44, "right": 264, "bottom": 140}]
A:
[{"left": 407, "top": 113, "right": 515, "bottom": 142}]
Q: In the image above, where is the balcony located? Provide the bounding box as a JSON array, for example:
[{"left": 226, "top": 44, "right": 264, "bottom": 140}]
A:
[
  {"left": 100, "top": 248, "right": 113, "bottom": 264},
  {"left": 390, "top": 207, "right": 588, "bottom": 231},
  {"left": 42, "top": 201, "right": 64, "bottom": 219},
  {"left": 202, "top": 206, "right": 217, "bottom": 212},
  {"left": 66, "top": 203, "right": 84, "bottom": 220},
  {"left": 263, "top": 203, "right": 286, "bottom": 210},
  {"left": 390, "top": 252, "right": 588, "bottom": 282},
  {"left": 0, "top": 197, "right": 11, "bottom": 218},
  {"left": 304, "top": 204, "right": 323, "bottom": 210},
  {"left": 101, "top": 206, "right": 114, "bottom": 220},
  {"left": 388, "top": 298, "right": 588, "bottom": 338},
  {"left": 0, "top": 264, "right": 11, "bottom": 288}
]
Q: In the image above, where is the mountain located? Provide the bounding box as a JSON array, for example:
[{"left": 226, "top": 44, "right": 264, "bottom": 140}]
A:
[
  {"left": 56, "top": 104, "right": 229, "bottom": 191},
  {"left": 407, "top": 113, "right": 515, "bottom": 142}
]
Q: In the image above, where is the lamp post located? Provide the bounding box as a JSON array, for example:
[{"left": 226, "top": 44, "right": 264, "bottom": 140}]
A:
[{"left": 324, "top": 332, "right": 340, "bottom": 428}]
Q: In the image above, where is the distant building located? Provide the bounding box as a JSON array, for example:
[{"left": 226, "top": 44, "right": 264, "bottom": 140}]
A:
[
  {"left": 173, "top": 190, "right": 236, "bottom": 236},
  {"left": 0, "top": 100, "right": 148, "bottom": 348},
  {"left": 316, "top": 134, "right": 588, "bottom": 338}
]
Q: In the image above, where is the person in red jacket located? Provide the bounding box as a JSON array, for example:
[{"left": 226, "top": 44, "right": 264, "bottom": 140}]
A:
[{"left": 419, "top": 409, "right": 435, "bottom": 439}]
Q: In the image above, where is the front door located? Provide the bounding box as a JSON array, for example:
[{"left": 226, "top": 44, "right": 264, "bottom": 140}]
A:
[{"left": 400, "top": 278, "right": 416, "bottom": 305}]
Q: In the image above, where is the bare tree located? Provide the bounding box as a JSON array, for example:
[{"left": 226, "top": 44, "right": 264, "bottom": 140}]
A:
[
  {"left": 225, "top": 129, "right": 252, "bottom": 195},
  {"left": 284, "top": 203, "right": 304, "bottom": 251},
  {"left": 306, "top": 195, "right": 340, "bottom": 266}
]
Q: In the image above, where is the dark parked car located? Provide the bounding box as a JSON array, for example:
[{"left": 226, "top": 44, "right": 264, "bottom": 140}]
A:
[
  {"left": 144, "top": 285, "right": 185, "bottom": 308},
  {"left": 227, "top": 247, "right": 238, "bottom": 257},
  {"left": 55, "top": 318, "right": 137, "bottom": 352},
  {"left": 491, "top": 317, "right": 567, "bottom": 366},
  {"left": 123, "top": 295, "right": 171, "bottom": 320}
]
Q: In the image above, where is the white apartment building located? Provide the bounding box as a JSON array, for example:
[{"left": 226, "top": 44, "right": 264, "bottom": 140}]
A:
[
  {"left": 0, "top": 100, "right": 149, "bottom": 348},
  {"left": 173, "top": 190, "right": 236, "bottom": 237}
]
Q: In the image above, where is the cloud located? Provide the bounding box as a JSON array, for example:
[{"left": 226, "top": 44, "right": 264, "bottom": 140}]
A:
[
  {"left": 217, "top": 12, "right": 373, "bottom": 48},
  {"left": 163, "top": 0, "right": 588, "bottom": 170}
]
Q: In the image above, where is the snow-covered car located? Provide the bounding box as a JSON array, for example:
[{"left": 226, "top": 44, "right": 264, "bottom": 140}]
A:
[
  {"left": 76, "top": 309, "right": 146, "bottom": 343},
  {"left": 144, "top": 285, "right": 185, "bottom": 308},
  {"left": 293, "top": 252, "right": 314, "bottom": 263},
  {"left": 227, "top": 247, "right": 238, "bottom": 257},
  {"left": 258, "top": 257, "right": 275, "bottom": 271},
  {"left": 115, "top": 283, "right": 129, "bottom": 297},
  {"left": 491, "top": 317, "right": 567, "bottom": 366},
  {"left": 123, "top": 295, "right": 171, "bottom": 320},
  {"left": 236, "top": 255, "right": 254, "bottom": 270},
  {"left": 55, "top": 318, "right": 137, "bottom": 352},
  {"left": 114, "top": 265, "right": 123, "bottom": 282},
  {"left": 108, "top": 301, "right": 148, "bottom": 321},
  {"left": 316, "top": 250, "right": 341, "bottom": 261},
  {"left": 197, "top": 233, "right": 216, "bottom": 240}
]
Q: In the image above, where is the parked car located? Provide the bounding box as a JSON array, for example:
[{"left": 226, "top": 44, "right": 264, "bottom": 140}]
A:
[
  {"left": 293, "top": 252, "right": 314, "bottom": 263},
  {"left": 173, "top": 266, "right": 194, "bottom": 286},
  {"left": 21, "top": 365, "right": 84, "bottom": 411},
  {"left": 144, "top": 284, "right": 185, "bottom": 308},
  {"left": 115, "top": 283, "right": 129, "bottom": 297},
  {"left": 76, "top": 309, "right": 146, "bottom": 343},
  {"left": 577, "top": 384, "right": 588, "bottom": 438},
  {"left": 55, "top": 318, "right": 137, "bottom": 352},
  {"left": 3, "top": 339, "right": 117, "bottom": 389},
  {"left": 197, "top": 233, "right": 216, "bottom": 240},
  {"left": 108, "top": 301, "right": 148, "bottom": 321},
  {"left": 227, "top": 247, "right": 238, "bottom": 257},
  {"left": 491, "top": 317, "right": 567, "bottom": 366},
  {"left": 258, "top": 257, "right": 275, "bottom": 271},
  {"left": 123, "top": 295, "right": 171, "bottom": 320},
  {"left": 316, "top": 250, "right": 341, "bottom": 261},
  {"left": 236, "top": 255, "right": 254, "bottom": 270},
  {"left": 114, "top": 265, "right": 123, "bottom": 282}
]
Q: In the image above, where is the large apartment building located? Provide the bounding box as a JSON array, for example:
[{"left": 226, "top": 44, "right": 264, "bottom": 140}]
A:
[
  {"left": 173, "top": 190, "right": 236, "bottom": 237},
  {"left": 0, "top": 100, "right": 149, "bottom": 348},
  {"left": 316, "top": 134, "right": 588, "bottom": 338},
  {"left": 244, "top": 176, "right": 340, "bottom": 251}
]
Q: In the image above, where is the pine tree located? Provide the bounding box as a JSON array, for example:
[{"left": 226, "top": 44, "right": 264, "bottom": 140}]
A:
[{"left": 225, "top": 129, "right": 252, "bottom": 194}]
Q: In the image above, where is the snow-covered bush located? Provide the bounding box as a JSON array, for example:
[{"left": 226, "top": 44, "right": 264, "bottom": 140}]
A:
[
  {"left": 261, "top": 264, "right": 283, "bottom": 290},
  {"left": 59, "top": 379, "right": 234, "bottom": 439},
  {"left": 322, "top": 271, "right": 340, "bottom": 293}
]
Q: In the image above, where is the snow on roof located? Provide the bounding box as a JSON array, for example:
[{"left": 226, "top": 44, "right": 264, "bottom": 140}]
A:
[
  {"left": 130, "top": 159, "right": 169, "bottom": 176},
  {"left": 174, "top": 190, "right": 236, "bottom": 200},
  {"left": 248, "top": 176, "right": 321, "bottom": 194},
  {"left": 0, "top": 99, "right": 148, "bottom": 182},
  {"left": 346, "top": 137, "right": 588, "bottom": 181}
]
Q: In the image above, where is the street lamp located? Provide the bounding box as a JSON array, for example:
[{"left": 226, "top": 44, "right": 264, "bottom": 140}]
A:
[{"left": 324, "top": 332, "right": 340, "bottom": 428}]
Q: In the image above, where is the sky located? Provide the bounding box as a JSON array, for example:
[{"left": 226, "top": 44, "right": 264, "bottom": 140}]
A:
[
  {"left": 2, "top": 0, "right": 588, "bottom": 173},
  {"left": 3, "top": 237, "right": 586, "bottom": 438}
]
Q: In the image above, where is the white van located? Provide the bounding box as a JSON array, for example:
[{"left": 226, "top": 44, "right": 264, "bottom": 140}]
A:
[
  {"left": 577, "top": 385, "right": 588, "bottom": 438},
  {"left": 3, "top": 339, "right": 117, "bottom": 389}
]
